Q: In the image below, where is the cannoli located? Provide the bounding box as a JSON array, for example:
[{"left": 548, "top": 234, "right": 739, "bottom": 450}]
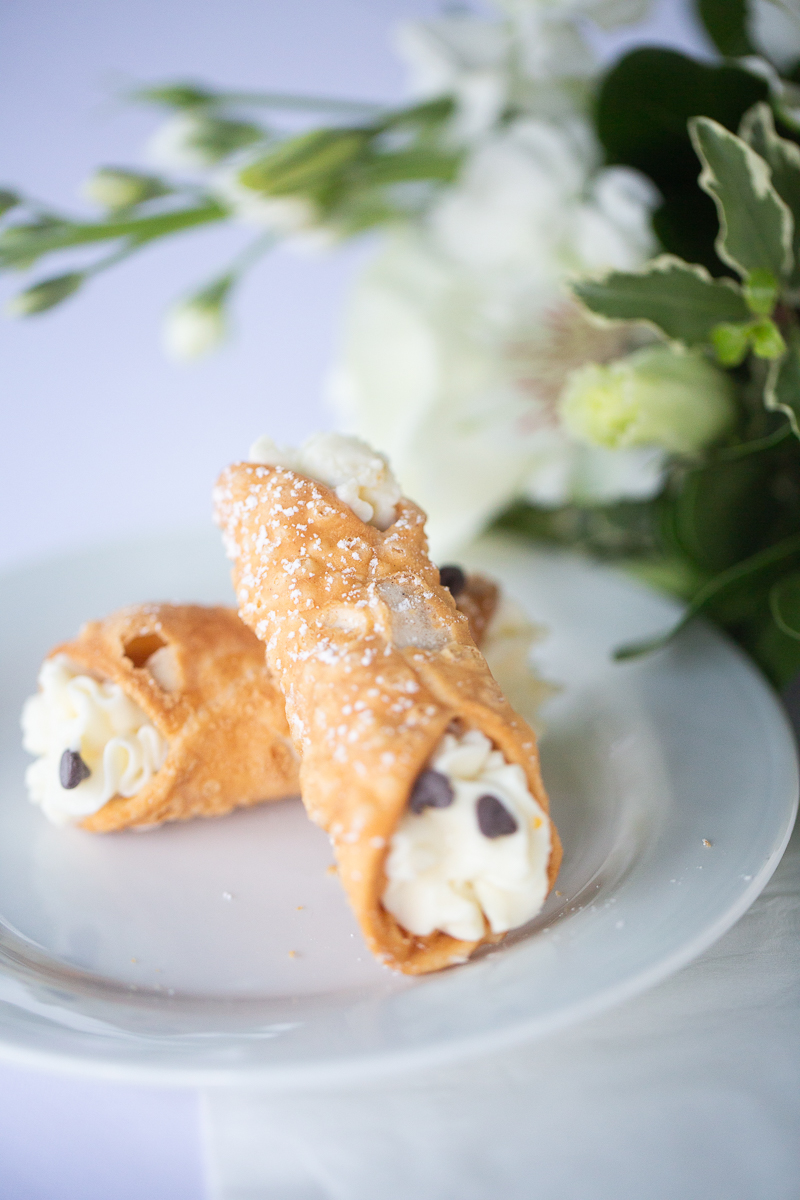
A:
[
  {"left": 21, "top": 582, "right": 517, "bottom": 833},
  {"left": 21, "top": 603, "right": 297, "bottom": 831},
  {"left": 214, "top": 432, "right": 561, "bottom": 974}
]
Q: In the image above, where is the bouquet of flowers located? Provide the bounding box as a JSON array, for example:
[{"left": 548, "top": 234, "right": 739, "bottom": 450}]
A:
[{"left": 3, "top": 0, "right": 800, "bottom": 690}]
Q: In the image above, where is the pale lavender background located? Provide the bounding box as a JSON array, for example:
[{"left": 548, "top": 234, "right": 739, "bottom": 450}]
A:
[{"left": 0, "top": 1, "right": 707, "bottom": 1196}]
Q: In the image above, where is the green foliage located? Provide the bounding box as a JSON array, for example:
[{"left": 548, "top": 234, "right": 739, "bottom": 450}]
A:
[
  {"left": 0, "top": 86, "right": 458, "bottom": 316},
  {"left": 596, "top": 49, "right": 768, "bottom": 273},
  {"left": 659, "top": 448, "right": 783, "bottom": 574},
  {"left": 739, "top": 104, "right": 800, "bottom": 286},
  {"left": 696, "top": 0, "right": 755, "bottom": 57},
  {"left": 495, "top": 500, "right": 660, "bottom": 559},
  {"left": 615, "top": 531, "right": 800, "bottom": 666},
  {"left": 743, "top": 268, "right": 780, "bottom": 316},
  {"left": 573, "top": 97, "right": 800, "bottom": 685},
  {"left": 0, "top": 189, "right": 20, "bottom": 217},
  {"left": 134, "top": 82, "right": 219, "bottom": 109},
  {"left": 240, "top": 129, "right": 371, "bottom": 197},
  {"left": 690, "top": 116, "right": 794, "bottom": 282},
  {"left": 5, "top": 271, "right": 84, "bottom": 315},
  {"left": 237, "top": 98, "right": 460, "bottom": 229},
  {"left": 765, "top": 342, "right": 800, "bottom": 435},
  {"left": 573, "top": 257, "right": 750, "bottom": 343},
  {"left": 771, "top": 570, "right": 800, "bottom": 639}
]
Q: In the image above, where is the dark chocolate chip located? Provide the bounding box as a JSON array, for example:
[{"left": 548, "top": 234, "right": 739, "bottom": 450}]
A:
[
  {"left": 477, "top": 793, "right": 518, "bottom": 838},
  {"left": 439, "top": 564, "right": 466, "bottom": 598},
  {"left": 60, "top": 749, "right": 91, "bottom": 790},
  {"left": 409, "top": 769, "right": 454, "bottom": 814}
]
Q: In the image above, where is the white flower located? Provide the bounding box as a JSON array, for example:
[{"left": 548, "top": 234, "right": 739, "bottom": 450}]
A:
[
  {"left": 329, "top": 110, "right": 660, "bottom": 553},
  {"left": 162, "top": 297, "right": 227, "bottom": 361},
  {"left": 395, "top": 17, "right": 511, "bottom": 140},
  {"left": 748, "top": 0, "right": 800, "bottom": 73},
  {"left": 394, "top": 0, "right": 652, "bottom": 142},
  {"left": 560, "top": 346, "right": 736, "bottom": 455}
]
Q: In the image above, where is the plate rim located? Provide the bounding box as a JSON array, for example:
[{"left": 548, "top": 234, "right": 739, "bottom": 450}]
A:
[{"left": 0, "top": 532, "right": 796, "bottom": 1089}]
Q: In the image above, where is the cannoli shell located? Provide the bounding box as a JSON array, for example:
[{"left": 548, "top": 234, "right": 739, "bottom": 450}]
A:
[
  {"left": 214, "top": 463, "right": 562, "bottom": 974},
  {"left": 49, "top": 604, "right": 299, "bottom": 832}
]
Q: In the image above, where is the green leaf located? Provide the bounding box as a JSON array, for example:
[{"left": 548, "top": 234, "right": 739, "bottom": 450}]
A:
[
  {"left": 133, "top": 81, "right": 386, "bottom": 119},
  {"left": 739, "top": 103, "right": 800, "bottom": 283},
  {"left": 697, "top": 0, "right": 755, "bottom": 57},
  {"left": 765, "top": 344, "right": 800, "bottom": 436},
  {"left": 711, "top": 321, "right": 751, "bottom": 365},
  {"left": 750, "top": 603, "right": 800, "bottom": 687},
  {"left": 0, "top": 189, "right": 20, "bottom": 218},
  {"left": 354, "top": 147, "right": 462, "bottom": 186},
  {"left": 376, "top": 97, "right": 455, "bottom": 133},
  {"left": 690, "top": 116, "right": 794, "bottom": 281},
  {"left": 597, "top": 49, "right": 768, "bottom": 273},
  {"left": 493, "top": 499, "right": 660, "bottom": 559},
  {"left": 770, "top": 571, "right": 800, "bottom": 640},
  {"left": 239, "top": 128, "right": 369, "bottom": 196},
  {"left": 690, "top": 117, "right": 796, "bottom": 283},
  {"left": 133, "top": 82, "right": 218, "bottom": 109},
  {"left": 751, "top": 318, "right": 786, "bottom": 358},
  {"left": 5, "top": 271, "right": 84, "bottom": 315},
  {"left": 659, "top": 451, "right": 782, "bottom": 574},
  {"left": 572, "top": 256, "right": 750, "bottom": 343},
  {"left": 615, "top": 531, "right": 800, "bottom": 659},
  {"left": 743, "top": 267, "right": 779, "bottom": 315}
]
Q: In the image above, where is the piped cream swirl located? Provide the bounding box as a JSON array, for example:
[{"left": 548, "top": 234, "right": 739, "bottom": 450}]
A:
[
  {"left": 21, "top": 655, "right": 169, "bottom": 826},
  {"left": 249, "top": 431, "right": 401, "bottom": 529}
]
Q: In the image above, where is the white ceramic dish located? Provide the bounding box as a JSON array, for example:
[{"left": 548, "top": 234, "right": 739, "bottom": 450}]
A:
[{"left": 0, "top": 530, "right": 796, "bottom": 1088}]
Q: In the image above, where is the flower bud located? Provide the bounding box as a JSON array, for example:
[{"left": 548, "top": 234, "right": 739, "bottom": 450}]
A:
[
  {"left": 81, "top": 168, "right": 169, "bottom": 212},
  {"left": 5, "top": 272, "right": 83, "bottom": 316},
  {"left": 162, "top": 282, "right": 230, "bottom": 360},
  {"left": 147, "top": 113, "right": 262, "bottom": 171},
  {"left": 0, "top": 189, "right": 20, "bottom": 217},
  {"left": 559, "top": 345, "right": 736, "bottom": 457}
]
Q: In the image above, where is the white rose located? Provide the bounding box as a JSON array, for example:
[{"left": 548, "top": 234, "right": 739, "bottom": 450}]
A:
[
  {"left": 560, "top": 345, "right": 736, "bottom": 455},
  {"left": 330, "top": 223, "right": 661, "bottom": 556}
]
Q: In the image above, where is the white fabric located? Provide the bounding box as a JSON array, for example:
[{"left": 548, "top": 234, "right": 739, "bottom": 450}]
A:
[{"left": 202, "top": 824, "right": 800, "bottom": 1200}]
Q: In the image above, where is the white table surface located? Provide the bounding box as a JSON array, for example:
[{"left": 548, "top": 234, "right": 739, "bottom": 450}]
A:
[{"left": 6, "top": 4, "right": 794, "bottom": 1199}]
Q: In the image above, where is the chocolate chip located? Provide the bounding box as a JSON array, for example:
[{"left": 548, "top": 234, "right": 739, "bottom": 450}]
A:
[
  {"left": 439, "top": 564, "right": 466, "bottom": 597},
  {"left": 477, "top": 793, "right": 518, "bottom": 838},
  {"left": 409, "top": 769, "right": 454, "bottom": 814},
  {"left": 60, "top": 749, "right": 90, "bottom": 790}
]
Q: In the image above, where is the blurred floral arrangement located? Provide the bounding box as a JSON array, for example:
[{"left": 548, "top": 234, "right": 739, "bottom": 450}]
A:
[{"left": 3, "top": 0, "right": 800, "bottom": 690}]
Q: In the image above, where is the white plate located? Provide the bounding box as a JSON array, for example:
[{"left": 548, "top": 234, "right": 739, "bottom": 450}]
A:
[{"left": 0, "top": 530, "right": 796, "bottom": 1088}]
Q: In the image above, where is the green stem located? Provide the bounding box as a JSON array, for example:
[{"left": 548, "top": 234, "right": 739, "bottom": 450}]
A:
[
  {"left": 715, "top": 420, "right": 793, "bottom": 460},
  {"left": 6, "top": 201, "right": 228, "bottom": 260},
  {"left": 214, "top": 92, "right": 387, "bottom": 117},
  {"left": 615, "top": 531, "right": 800, "bottom": 660}
]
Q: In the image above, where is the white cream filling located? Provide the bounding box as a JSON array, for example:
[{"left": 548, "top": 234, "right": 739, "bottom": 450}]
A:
[
  {"left": 382, "top": 729, "right": 551, "bottom": 942},
  {"left": 21, "top": 655, "right": 169, "bottom": 826},
  {"left": 249, "top": 431, "right": 401, "bottom": 529},
  {"left": 481, "top": 597, "right": 555, "bottom": 730}
]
